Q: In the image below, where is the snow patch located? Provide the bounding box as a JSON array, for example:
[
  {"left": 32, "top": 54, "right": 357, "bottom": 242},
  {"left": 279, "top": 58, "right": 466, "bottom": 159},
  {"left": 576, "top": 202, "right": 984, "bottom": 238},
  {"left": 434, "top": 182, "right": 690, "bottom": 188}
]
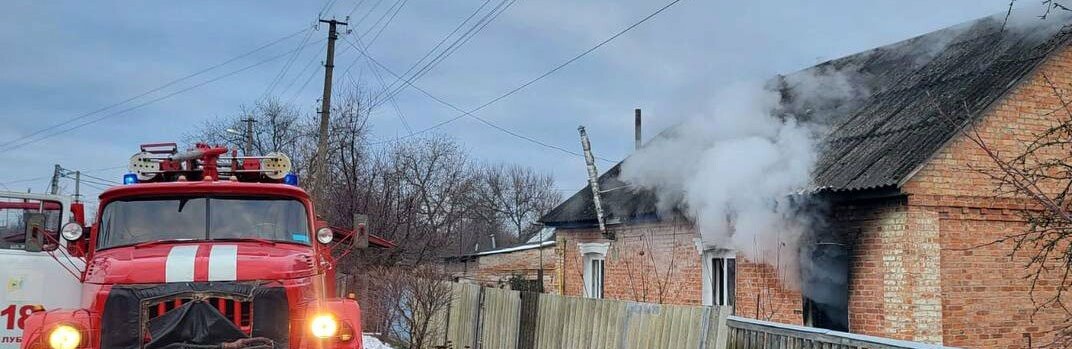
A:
[{"left": 362, "top": 334, "right": 395, "bottom": 349}]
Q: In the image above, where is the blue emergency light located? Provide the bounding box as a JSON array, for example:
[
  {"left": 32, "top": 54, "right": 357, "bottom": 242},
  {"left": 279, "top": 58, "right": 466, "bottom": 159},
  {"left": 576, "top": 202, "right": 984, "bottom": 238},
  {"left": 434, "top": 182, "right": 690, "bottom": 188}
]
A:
[
  {"left": 283, "top": 173, "right": 299, "bottom": 186},
  {"left": 123, "top": 173, "right": 138, "bottom": 185}
]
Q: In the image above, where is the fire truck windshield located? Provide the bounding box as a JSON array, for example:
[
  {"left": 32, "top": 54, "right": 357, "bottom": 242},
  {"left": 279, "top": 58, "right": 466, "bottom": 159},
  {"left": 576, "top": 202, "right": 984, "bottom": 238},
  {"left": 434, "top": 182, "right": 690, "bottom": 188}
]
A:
[{"left": 97, "top": 197, "right": 311, "bottom": 249}]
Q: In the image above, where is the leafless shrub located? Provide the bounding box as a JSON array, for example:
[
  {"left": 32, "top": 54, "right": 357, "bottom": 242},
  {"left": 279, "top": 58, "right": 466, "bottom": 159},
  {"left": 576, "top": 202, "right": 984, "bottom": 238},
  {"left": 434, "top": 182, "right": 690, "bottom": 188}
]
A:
[{"left": 363, "top": 266, "right": 453, "bottom": 349}]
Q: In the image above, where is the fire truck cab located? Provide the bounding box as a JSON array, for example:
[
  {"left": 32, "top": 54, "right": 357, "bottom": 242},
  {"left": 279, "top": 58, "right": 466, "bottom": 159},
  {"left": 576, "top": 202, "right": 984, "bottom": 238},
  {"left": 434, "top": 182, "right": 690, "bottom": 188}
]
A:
[
  {"left": 21, "top": 143, "right": 364, "bottom": 349},
  {"left": 0, "top": 191, "right": 84, "bottom": 348}
]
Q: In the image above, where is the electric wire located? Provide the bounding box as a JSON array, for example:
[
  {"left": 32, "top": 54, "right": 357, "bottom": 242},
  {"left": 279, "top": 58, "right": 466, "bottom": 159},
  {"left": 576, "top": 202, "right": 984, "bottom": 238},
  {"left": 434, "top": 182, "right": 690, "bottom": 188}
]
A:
[
  {"left": 343, "top": 36, "right": 613, "bottom": 162},
  {"left": 76, "top": 172, "right": 120, "bottom": 185},
  {"left": 361, "top": 0, "right": 408, "bottom": 46},
  {"left": 338, "top": 0, "right": 683, "bottom": 161},
  {"left": 367, "top": 0, "right": 510, "bottom": 110},
  {"left": 346, "top": 0, "right": 369, "bottom": 19},
  {"left": 358, "top": 61, "right": 412, "bottom": 133},
  {"left": 403, "top": 0, "right": 515, "bottom": 86},
  {"left": 260, "top": 25, "right": 318, "bottom": 100},
  {"left": 318, "top": 0, "right": 341, "bottom": 18},
  {"left": 350, "top": 0, "right": 387, "bottom": 31},
  {"left": 79, "top": 181, "right": 110, "bottom": 192},
  {"left": 277, "top": 51, "right": 322, "bottom": 98},
  {"left": 0, "top": 27, "right": 311, "bottom": 150},
  {"left": 333, "top": 0, "right": 501, "bottom": 133},
  {"left": 0, "top": 39, "right": 327, "bottom": 155},
  {"left": 0, "top": 166, "right": 125, "bottom": 186}
]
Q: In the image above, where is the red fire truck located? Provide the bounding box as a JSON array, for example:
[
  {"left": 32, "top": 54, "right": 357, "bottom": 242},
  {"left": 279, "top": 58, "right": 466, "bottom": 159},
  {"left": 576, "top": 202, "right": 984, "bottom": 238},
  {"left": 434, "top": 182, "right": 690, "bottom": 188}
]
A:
[{"left": 20, "top": 143, "right": 381, "bottom": 349}]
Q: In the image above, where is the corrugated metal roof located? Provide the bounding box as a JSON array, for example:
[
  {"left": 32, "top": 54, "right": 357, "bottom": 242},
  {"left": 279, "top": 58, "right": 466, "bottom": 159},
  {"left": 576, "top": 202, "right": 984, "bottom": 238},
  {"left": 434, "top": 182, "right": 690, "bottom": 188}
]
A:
[{"left": 541, "top": 15, "right": 1072, "bottom": 226}]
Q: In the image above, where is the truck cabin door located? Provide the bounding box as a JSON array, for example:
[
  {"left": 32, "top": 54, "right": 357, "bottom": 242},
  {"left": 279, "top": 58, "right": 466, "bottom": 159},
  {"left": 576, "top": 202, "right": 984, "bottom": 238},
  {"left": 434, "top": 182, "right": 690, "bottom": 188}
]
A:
[{"left": 0, "top": 193, "right": 82, "bottom": 348}]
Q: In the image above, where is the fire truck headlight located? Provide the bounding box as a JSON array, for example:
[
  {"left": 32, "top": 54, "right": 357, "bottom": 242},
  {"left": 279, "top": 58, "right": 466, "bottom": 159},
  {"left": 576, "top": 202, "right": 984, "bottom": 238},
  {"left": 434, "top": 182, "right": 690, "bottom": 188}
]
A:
[
  {"left": 48, "top": 325, "right": 81, "bottom": 349},
  {"left": 309, "top": 314, "right": 338, "bottom": 339},
  {"left": 316, "top": 227, "right": 334, "bottom": 244},
  {"left": 60, "top": 222, "right": 83, "bottom": 241}
]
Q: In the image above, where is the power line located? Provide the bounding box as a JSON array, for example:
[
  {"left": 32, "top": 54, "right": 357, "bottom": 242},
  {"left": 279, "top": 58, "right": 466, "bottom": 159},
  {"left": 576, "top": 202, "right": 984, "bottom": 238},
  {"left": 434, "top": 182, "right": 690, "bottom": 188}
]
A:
[
  {"left": 0, "top": 27, "right": 311, "bottom": 150},
  {"left": 343, "top": 36, "right": 613, "bottom": 162},
  {"left": 366, "top": 0, "right": 510, "bottom": 110},
  {"left": 356, "top": 62, "right": 412, "bottom": 133},
  {"left": 260, "top": 25, "right": 318, "bottom": 100},
  {"left": 361, "top": 0, "right": 408, "bottom": 47},
  {"left": 398, "top": 0, "right": 515, "bottom": 89},
  {"left": 79, "top": 181, "right": 110, "bottom": 192},
  {"left": 0, "top": 165, "right": 124, "bottom": 186},
  {"left": 340, "top": 0, "right": 684, "bottom": 160},
  {"left": 318, "top": 0, "right": 342, "bottom": 18},
  {"left": 350, "top": 0, "right": 387, "bottom": 31},
  {"left": 78, "top": 172, "right": 120, "bottom": 185},
  {"left": 0, "top": 38, "right": 327, "bottom": 155},
  {"left": 345, "top": 0, "right": 370, "bottom": 18},
  {"left": 277, "top": 50, "right": 322, "bottom": 98},
  {"left": 286, "top": 0, "right": 406, "bottom": 106}
]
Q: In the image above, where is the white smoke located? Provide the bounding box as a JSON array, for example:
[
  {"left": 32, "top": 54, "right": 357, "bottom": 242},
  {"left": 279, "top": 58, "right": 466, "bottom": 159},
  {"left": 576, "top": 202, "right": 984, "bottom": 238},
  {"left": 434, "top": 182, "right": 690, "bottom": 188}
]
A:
[{"left": 619, "top": 74, "right": 850, "bottom": 284}]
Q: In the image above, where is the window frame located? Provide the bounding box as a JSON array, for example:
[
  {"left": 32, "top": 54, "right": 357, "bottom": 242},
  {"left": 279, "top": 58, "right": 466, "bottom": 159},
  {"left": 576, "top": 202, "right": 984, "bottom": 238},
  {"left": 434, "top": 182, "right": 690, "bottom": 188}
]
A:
[
  {"left": 583, "top": 253, "right": 605, "bottom": 298},
  {"left": 578, "top": 242, "right": 609, "bottom": 299},
  {"left": 702, "top": 249, "right": 736, "bottom": 307},
  {"left": 0, "top": 198, "right": 65, "bottom": 252}
]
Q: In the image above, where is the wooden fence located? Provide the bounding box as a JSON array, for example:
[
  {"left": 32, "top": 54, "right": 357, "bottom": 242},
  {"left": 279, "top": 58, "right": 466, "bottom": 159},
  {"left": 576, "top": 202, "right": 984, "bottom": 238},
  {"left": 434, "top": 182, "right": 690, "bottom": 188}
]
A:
[
  {"left": 431, "top": 283, "right": 950, "bottom": 349},
  {"left": 725, "top": 317, "right": 946, "bottom": 349}
]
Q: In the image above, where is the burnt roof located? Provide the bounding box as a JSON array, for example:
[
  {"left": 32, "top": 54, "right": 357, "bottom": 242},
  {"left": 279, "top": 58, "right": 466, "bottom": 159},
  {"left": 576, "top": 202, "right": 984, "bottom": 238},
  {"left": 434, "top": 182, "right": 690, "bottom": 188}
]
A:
[{"left": 542, "top": 15, "right": 1072, "bottom": 226}]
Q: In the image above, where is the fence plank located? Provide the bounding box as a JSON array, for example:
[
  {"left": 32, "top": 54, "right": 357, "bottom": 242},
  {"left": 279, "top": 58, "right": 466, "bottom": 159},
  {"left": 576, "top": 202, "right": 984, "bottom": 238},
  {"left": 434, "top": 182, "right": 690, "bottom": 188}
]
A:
[{"left": 434, "top": 283, "right": 952, "bottom": 349}]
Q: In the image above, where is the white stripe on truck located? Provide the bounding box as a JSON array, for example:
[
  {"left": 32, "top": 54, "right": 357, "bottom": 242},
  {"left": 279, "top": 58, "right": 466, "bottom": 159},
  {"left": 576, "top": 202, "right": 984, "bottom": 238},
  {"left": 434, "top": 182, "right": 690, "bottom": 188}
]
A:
[
  {"left": 208, "top": 245, "right": 238, "bottom": 281},
  {"left": 165, "top": 245, "right": 198, "bottom": 282}
]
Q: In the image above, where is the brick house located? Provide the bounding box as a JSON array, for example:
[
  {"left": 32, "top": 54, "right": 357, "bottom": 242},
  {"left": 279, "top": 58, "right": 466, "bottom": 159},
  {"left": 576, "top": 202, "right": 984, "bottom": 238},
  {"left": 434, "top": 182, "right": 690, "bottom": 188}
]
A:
[
  {"left": 539, "top": 16, "right": 1072, "bottom": 348},
  {"left": 443, "top": 228, "right": 556, "bottom": 291}
]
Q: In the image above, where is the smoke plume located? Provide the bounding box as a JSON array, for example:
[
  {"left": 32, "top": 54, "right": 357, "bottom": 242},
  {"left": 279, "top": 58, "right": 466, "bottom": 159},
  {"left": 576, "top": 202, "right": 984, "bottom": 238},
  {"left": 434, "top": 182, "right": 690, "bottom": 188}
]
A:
[{"left": 619, "top": 72, "right": 857, "bottom": 284}]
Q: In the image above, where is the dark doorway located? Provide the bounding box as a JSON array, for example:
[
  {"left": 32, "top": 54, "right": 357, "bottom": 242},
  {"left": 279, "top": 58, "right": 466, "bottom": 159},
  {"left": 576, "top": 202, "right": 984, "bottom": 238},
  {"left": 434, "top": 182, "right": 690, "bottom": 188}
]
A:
[{"left": 801, "top": 242, "right": 849, "bottom": 332}]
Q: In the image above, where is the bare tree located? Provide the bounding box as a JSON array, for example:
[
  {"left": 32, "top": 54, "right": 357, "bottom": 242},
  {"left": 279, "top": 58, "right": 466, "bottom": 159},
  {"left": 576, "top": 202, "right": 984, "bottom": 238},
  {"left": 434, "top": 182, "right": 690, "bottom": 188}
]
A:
[
  {"left": 391, "top": 136, "right": 478, "bottom": 265},
  {"left": 472, "top": 164, "right": 562, "bottom": 241},
  {"left": 186, "top": 98, "right": 311, "bottom": 172}
]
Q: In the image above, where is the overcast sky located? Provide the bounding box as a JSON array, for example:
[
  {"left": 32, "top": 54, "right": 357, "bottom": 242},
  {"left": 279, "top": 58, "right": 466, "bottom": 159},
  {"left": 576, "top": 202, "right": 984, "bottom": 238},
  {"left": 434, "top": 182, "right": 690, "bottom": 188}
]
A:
[{"left": 0, "top": 0, "right": 1033, "bottom": 209}]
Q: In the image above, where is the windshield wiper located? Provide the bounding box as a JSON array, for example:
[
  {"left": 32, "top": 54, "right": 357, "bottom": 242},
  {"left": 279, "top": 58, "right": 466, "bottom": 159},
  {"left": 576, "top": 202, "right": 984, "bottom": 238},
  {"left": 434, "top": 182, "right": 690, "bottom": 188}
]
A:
[
  {"left": 209, "top": 237, "right": 277, "bottom": 246},
  {"left": 130, "top": 239, "right": 194, "bottom": 249}
]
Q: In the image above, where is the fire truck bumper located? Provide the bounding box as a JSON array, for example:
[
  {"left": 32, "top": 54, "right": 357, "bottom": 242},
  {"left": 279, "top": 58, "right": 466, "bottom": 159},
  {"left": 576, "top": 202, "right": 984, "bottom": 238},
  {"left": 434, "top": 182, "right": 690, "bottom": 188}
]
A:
[{"left": 22, "top": 282, "right": 363, "bottom": 349}]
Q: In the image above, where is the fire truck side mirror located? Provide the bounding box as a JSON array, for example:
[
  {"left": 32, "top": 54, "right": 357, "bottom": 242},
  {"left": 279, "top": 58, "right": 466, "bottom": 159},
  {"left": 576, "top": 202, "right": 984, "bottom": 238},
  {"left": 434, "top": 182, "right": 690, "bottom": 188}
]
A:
[
  {"left": 22, "top": 212, "right": 46, "bottom": 252},
  {"left": 353, "top": 214, "right": 368, "bottom": 249}
]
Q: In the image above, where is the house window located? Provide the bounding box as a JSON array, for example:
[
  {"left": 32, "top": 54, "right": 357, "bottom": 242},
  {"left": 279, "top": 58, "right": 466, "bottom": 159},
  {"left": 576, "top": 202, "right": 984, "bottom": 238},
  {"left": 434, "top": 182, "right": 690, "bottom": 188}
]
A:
[
  {"left": 584, "top": 253, "right": 604, "bottom": 298},
  {"left": 578, "top": 242, "right": 609, "bottom": 299},
  {"left": 702, "top": 249, "right": 735, "bottom": 307}
]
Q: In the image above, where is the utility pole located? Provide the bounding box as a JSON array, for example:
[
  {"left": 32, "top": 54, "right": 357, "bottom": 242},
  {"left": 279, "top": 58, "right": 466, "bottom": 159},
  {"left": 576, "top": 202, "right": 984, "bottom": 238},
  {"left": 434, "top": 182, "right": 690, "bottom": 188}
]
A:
[
  {"left": 49, "top": 164, "right": 61, "bottom": 195},
  {"left": 240, "top": 116, "right": 256, "bottom": 154},
  {"left": 74, "top": 171, "right": 81, "bottom": 202},
  {"left": 314, "top": 18, "right": 347, "bottom": 201}
]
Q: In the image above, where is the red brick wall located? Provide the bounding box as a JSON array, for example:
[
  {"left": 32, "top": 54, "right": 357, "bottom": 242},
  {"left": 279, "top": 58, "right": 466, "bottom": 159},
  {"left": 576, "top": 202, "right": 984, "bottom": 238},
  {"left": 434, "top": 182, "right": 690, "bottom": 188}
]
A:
[
  {"left": 554, "top": 222, "right": 704, "bottom": 305},
  {"left": 554, "top": 221, "right": 803, "bottom": 323},
  {"left": 444, "top": 246, "right": 556, "bottom": 290},
  {"left": 898, "top": 43, "right": 1072, "bottom": 347},
  {"left": 827, "top": 198, "right": 944, "bottom": 343},
  {"left": 733, "top": 258, "right": 803, "bottom": 324}
]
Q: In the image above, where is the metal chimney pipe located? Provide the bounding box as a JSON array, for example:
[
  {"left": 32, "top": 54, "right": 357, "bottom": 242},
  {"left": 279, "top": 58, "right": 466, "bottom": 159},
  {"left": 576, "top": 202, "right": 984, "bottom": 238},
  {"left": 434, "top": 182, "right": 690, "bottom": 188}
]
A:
[
  {"left": 634, "top": 108, "right": 642, "bottom": 150},
  {"left": 579, "top": 126, "right": 611, "bottom": 239}
]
